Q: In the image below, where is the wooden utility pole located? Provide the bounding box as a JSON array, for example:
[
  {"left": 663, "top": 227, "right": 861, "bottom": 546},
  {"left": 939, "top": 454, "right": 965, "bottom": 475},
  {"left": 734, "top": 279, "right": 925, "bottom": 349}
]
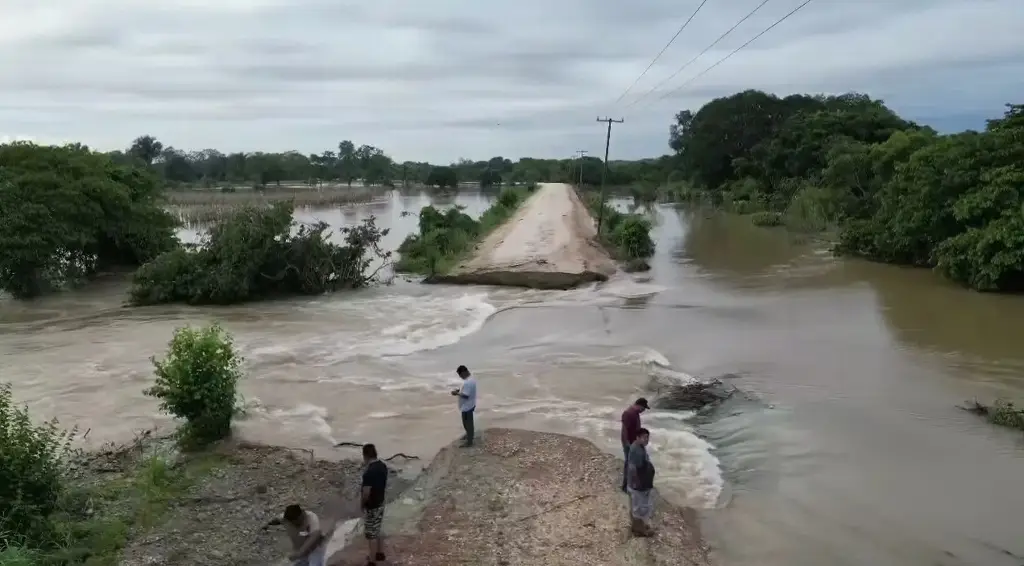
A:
[
  {"left": 574, "top": 149, "right": 588, "bottom": 187},
  {"left": 595, "top": 117, "right": 624, "bottom": 235}
]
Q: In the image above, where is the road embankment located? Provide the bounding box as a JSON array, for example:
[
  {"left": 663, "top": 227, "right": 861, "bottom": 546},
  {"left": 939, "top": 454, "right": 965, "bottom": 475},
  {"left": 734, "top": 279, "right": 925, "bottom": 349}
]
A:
[
  {"left": 429, "top": 183, "right": 616, "bottom": 289},
  {"left": 329, "top": 428, "right": 710, "bottom": 566}
]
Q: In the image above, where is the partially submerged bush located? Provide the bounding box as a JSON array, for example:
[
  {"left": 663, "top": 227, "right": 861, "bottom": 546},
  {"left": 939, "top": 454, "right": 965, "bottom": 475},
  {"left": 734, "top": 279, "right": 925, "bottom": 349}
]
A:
[
  {"left": 0, "top": 383, "right": 75, "bottom": 549},
  {"left": 989, "top": 400, "right": 1024, "bottom": 430},
  {"left": 750, "top": 211, "right": 783, "bottom": 227},
  {"left": 130, "top": 202, "right": 391, "bottom": 305},
  {"left": 583, "top": 193, "right": 656, "bottom": 266},
  {"left": 396, "top": 187, "right": 528, "bottom": 275},
  {"left": 145, "top": 324, "right": 243, "bottom": 448}
]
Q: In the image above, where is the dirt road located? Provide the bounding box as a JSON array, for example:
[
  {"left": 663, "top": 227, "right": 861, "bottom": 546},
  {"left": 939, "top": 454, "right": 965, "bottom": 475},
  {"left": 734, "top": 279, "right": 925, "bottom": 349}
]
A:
[{"left": 434, "top": 183, "right": 616, "bottom": 289}]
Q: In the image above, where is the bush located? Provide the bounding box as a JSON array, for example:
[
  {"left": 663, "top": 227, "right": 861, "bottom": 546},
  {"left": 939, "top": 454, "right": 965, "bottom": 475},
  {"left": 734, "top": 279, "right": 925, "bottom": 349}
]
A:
[
  {"left": 130, "top": 202, "right": 391, "bottom": 305},
  {"left": 990, "top": 400, "right": 1024, "bottom": 430},
  {"left": 396, "top": 188, "right": 528, "bottom": 275},
  {"left": 0, "top": 383, "right": 75, "bottom": 549},
  {"left": 750, "top": 211, "right": 783, "bottom": 227},
  {"left": 610, "top": 215, "right": 655, "bottom": 259},
  {"left": 145, "top": 324, "right": 243, "bottom": 448},
  {"left": 582, "top": 193, "right": 656, "bottom": 263}
]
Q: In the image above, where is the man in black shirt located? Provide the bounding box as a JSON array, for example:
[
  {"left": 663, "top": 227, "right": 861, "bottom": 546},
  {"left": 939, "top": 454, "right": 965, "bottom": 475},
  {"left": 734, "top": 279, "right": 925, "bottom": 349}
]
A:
[{"left": 361, "top": 443, "right": 388, "bottom": 565}]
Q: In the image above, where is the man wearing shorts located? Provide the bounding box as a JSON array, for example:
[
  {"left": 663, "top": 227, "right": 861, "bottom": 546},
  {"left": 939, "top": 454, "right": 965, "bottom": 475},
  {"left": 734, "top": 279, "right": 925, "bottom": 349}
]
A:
[
  {"left": 627, "top": 427, "right": 656, "bottom": 537},
  {"left": 361, "top": 443, "right": 388, "bottom": 565}
]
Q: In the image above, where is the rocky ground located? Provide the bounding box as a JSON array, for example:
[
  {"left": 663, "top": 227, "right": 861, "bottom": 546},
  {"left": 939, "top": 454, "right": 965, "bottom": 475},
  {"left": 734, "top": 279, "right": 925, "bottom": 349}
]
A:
[
  {"left": 328, "top": 428, "right": 710, "bottom": 566},
  {"left": 71, "top": 434, "right": 415, "bottom": 566}
]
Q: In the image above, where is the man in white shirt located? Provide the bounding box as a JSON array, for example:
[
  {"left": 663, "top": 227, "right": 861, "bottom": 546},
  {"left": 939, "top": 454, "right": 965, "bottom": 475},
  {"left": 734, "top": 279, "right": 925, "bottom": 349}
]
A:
[{"left": 450, "top": 365, "right": 477, "bottom": 447}]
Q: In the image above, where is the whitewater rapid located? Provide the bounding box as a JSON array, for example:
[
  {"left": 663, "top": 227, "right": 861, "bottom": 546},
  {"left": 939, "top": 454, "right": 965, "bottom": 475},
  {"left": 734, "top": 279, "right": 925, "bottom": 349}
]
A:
[{"left": 235, "top": 280, "right": 725, "bottom": 508}]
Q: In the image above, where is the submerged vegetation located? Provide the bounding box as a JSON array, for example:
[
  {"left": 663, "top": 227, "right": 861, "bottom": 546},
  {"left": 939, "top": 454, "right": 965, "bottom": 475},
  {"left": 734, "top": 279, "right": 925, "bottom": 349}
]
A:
[
  {"left": 961, "top": 399, "right": 1024, "bottom": 432},
  {"left": 664, "top": 90, "right": 1024, "bottom": 293},
  {"left": 396, "top": 186, "right": 532, "bottom": 275},
  {"left": 130, "top": 202, "right": 390, "bottom": 306},
  {"left": 583, "top": 193, "right": 656, "bottom": 271}
]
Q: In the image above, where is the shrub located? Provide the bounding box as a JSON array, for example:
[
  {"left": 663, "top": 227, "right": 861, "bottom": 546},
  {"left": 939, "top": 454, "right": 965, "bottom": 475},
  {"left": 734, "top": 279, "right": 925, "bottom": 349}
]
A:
[
  {"left": 609, "top": 215, "right": 656, "bottom": 259},
  {"left": 145, "top": 324, "right": 243, "bottom": 448},
  {"left": 750, "top": 211, "right": 783, "bottom": 227},
  {"left": 989, "top": 400, "right": 1024, "bottom": 430},
  {"left": 0, "top": 383, "right": 75, "bottom": 549},
  {"left": 396, "top": 188, "right": 528, "bottom": 275},
  {"left": 130, "top": 202, "right": 391, "bottom": 305}
]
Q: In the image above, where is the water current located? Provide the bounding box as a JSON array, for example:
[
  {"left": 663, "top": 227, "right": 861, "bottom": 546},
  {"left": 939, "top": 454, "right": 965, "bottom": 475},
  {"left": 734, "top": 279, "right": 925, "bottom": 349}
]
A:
[{"left": 2, "top": 190, "right": 1023, "bottom": 566}]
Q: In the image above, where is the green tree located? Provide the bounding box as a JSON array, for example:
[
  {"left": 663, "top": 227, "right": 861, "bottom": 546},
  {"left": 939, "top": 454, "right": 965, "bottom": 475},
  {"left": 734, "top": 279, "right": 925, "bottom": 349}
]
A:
[
  {"left": 128, "top": 135, "right": 163, "bottom": 166},
  {"left": 426, "top": 166, "right": 458, "bottom": 188},
  {"left": 0, "top": 142, "right": 177, "bottom": 298}
]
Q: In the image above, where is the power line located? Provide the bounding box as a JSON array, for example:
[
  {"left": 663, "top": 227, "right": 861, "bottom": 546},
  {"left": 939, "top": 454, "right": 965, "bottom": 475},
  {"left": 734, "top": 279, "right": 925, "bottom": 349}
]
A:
[
  {"left": 655, "top": 0, "right": 815, "bottom": 103},
  {"left": 625, "top": 0, "right": 773, "bottom": 108},
  {"left": 612, "top": 0, "right": 712, "bottom": 104}
]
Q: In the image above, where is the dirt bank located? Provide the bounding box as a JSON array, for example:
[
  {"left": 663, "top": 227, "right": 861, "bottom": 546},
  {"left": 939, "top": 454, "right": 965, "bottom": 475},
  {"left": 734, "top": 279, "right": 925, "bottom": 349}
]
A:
[
  {"left": 329, "top": 428, "right": 710, "bottom": 566},
  {"left": 431, "top": 183, "right": 617, "bottom": 289},
  {"left": 67, "top": 434, "right": 415, "bottom": 566}
]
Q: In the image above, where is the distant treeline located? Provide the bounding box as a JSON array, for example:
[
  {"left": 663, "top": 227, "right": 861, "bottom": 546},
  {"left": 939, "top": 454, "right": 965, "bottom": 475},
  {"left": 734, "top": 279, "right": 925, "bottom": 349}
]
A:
[
  {"left": 664, "top": 89, "right": 1024, "bottom": 293},
  {"left": 108, "top": 135, "right": 675, "bottom": 190}
]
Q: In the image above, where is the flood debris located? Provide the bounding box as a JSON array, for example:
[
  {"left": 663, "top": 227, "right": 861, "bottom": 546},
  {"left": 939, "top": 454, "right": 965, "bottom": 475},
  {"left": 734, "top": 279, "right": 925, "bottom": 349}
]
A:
[
  {"left": 646, "top": 373, "right": 736, "bottom": 413},
  {"left": 328, "top": 428, "right": 710, "bottom": 566}
]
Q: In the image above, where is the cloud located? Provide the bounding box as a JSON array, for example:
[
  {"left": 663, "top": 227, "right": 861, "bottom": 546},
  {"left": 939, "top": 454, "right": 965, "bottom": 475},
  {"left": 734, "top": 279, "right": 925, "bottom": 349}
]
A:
[{"left": 1, "top": 0, "right": 1022, "bottom": 162}]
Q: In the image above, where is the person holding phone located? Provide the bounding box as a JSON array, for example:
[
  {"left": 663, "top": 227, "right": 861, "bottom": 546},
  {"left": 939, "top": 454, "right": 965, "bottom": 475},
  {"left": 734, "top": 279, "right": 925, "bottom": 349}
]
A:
[{"left": 450, "top": 365, "right": 477, "bottom": 447}]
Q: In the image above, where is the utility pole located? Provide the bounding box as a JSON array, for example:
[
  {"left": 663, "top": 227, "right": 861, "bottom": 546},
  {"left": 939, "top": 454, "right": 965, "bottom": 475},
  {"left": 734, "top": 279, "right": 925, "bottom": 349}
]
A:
[
  {"left": 574, "top": 149, "right": 587, "bottom": 187},
  {"left": 595, "top": 117, "right": 624, "bottom": 235}
]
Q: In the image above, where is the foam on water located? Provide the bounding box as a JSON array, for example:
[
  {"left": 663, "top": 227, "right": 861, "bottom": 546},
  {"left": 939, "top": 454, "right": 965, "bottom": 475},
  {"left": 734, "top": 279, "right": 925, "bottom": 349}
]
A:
[
  {"left": 489, "top": 396, "right": 724, "bottom": 508},
  {"left": 244, "top": 292, "right": 496, "bottom": 368}
]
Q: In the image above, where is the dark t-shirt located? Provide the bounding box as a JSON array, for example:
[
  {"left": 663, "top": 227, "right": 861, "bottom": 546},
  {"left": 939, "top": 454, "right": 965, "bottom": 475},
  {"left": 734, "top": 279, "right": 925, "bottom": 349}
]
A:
[
  {"left": 621, "top": 406, "right": 642, "bottom": 445},
  {"left": 361, "top": 460, "right": 388, "bottom": 509}
]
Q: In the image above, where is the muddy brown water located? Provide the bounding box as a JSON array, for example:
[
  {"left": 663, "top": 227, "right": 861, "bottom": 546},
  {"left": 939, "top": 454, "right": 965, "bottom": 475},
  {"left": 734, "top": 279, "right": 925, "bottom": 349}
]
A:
[{"left": 2, "top": 190, "right": 1023, "bottom": 566}]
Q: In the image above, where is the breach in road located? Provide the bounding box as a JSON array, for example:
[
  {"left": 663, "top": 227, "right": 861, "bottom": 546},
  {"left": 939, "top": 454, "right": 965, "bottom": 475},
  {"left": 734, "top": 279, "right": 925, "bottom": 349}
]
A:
[{"left": 428, "top": 183, "right": 617, "bottom": 289}]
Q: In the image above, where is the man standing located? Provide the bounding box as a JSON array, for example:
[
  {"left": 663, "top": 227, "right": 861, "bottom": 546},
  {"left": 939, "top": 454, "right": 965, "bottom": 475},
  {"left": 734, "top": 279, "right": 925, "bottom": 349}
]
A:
[
  {"left": 620, "top": 397, "right": 649, "bottom": 492},
  {"left": 361, "top": 443, "right": 389, "bottom": 565},
  {"left": 450, "top": 365, "right": 477, "bottom": 447},
  {"left": 627, "top": 427, "right": 656, "bottom": 537},
  {"left": 266, "top": 504, "right": 328, "bottom": 566}
]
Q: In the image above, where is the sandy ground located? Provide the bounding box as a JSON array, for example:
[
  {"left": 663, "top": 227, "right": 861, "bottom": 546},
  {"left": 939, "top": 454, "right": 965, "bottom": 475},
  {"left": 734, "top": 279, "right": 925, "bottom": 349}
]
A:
[
  {"left": 329, "top": 429, "right": 710, "bottom": 566},
  {"left": 436, "top": 183, "right": 616, "bottom": 289}
]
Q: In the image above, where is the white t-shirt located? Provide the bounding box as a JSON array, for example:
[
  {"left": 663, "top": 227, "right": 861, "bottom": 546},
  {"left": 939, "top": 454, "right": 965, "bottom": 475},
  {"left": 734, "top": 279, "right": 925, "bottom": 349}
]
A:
[{"left": 458, "top": 377, "right": 477, "bottom": 412}]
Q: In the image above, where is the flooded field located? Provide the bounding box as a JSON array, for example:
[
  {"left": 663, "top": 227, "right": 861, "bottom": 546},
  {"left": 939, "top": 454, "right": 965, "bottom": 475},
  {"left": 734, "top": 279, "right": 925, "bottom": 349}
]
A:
[{"left": 2, "top": 190, "right": 1023, "bottom": 566}]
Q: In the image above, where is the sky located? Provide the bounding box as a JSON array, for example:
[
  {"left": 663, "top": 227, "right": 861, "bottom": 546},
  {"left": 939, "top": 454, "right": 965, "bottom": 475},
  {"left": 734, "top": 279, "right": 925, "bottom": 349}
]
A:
[{"left": 2, "top": 0, "right": 1022, "bottom": 163}]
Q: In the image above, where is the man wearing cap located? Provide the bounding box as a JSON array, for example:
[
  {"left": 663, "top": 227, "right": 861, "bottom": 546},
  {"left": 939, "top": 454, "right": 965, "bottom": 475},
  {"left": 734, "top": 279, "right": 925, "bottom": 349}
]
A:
[{"left": 620, "top": 397, "right": 649, "bottom": 492}]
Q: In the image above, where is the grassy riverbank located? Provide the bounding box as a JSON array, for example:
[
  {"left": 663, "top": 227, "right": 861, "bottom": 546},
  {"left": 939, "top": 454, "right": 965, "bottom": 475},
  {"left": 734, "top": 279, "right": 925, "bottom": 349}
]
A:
[{"left": 395, "top": 185, "right": 533, "bottom": 275}]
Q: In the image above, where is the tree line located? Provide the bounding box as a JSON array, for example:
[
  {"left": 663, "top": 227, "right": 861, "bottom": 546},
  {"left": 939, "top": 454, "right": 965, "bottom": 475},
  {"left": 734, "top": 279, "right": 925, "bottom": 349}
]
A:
[
  {"left": 667, "top": 90, "right": 1024, "bottom": 293},
  {"left": 115, "top": 135, "right": 672, "bottom": 190}
]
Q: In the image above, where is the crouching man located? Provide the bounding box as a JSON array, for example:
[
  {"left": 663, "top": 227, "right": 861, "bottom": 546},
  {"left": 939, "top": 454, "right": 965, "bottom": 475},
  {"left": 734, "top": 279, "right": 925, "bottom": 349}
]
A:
[
  {"left": 627, "top": 427, "right": 656, "bottom": 537},
  {"left": 266, "top": 504, "right": 328, "bottom": 566}
]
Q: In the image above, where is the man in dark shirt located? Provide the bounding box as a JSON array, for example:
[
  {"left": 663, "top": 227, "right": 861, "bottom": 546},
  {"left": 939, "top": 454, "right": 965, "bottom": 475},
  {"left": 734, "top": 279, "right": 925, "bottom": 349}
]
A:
[
  {"left": 620, "top": 397, "right": 649, "bottom": 492},
  {"left": 361, "top": 444, "right": 388, "bottom": 565}
]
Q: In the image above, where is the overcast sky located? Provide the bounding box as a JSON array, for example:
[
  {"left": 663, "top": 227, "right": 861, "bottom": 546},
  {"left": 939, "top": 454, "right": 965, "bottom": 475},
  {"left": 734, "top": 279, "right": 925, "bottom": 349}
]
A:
[{"left": 2, "top": 0, "right": 1022, "bottom": 163}]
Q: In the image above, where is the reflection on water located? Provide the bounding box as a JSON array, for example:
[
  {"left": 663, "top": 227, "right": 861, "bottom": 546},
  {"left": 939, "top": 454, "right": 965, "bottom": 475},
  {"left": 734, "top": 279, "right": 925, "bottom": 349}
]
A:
[{"left": 2, "top": 194, "right": 1023, "bottom": 566}]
